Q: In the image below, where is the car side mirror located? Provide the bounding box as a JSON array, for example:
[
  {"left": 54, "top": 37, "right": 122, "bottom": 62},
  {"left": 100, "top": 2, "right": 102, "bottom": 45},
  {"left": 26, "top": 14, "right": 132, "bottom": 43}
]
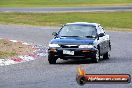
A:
[
  {"left": 52, "top": 32, "right": 58, "bottom": 36},
  {"left": 98, "top": 33, "right": 105, "bottom": 37}
]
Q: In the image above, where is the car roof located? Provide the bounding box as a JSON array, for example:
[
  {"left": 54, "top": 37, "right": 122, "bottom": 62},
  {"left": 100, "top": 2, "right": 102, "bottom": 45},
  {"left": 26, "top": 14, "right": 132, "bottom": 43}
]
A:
[{"left": 66, "top": 22, "right": 100, "bottom": 27}]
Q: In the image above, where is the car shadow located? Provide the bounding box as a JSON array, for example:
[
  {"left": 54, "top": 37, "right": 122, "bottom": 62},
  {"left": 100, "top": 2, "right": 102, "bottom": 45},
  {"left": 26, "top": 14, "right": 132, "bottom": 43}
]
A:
[
  {"left": 53, "top": 56, "right": 132, "bottom": 65},
  {"left": 56, "top": 58, "right": 103, "bottom": 65}
]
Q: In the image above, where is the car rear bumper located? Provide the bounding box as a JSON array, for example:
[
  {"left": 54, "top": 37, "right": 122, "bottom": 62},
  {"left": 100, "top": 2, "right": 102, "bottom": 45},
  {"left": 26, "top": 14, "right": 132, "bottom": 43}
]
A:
[{"left": 48, "top": 48, "right": 97, "bottom": 59}]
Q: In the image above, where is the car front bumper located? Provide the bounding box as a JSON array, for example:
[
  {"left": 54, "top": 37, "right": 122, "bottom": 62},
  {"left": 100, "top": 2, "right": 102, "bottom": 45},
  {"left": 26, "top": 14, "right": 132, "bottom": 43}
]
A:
[{"left": 48, "top": 48, "right": 97, "bottom": 59}]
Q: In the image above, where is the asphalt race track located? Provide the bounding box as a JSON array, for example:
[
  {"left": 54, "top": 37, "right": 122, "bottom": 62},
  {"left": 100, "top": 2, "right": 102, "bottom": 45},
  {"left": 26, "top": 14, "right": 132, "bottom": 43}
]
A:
[
  {"left": 0, "top": 6, "right": 132, "bottom": 13},
  {"left": 0, "top": 24, "right": 132, "bottom": 88}
]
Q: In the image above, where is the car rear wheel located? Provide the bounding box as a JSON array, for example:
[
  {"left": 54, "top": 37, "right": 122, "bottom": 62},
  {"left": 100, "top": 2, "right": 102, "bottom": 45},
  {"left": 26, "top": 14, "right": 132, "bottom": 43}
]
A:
[
  {"left": 103, "top": 52, "right": 110, "bottom": 59},
  {"left": 93, "top": 49, "right": 100, "bottom": 63},
  {"left": 48, "top": 56, "right": 57, "bottom": 64}
]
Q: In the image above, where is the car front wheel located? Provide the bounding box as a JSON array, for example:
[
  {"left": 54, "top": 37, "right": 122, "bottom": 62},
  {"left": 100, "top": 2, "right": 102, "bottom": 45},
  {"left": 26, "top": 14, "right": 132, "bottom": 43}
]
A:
[
  {"left": 48, "top": 55, "right": 57, "bottom": 64},
  {"left": 92, "top": 49, "right": 100, "bottom": 63},
  {"left": 103, "top": 52, "right": 110, "bottom": 59}
]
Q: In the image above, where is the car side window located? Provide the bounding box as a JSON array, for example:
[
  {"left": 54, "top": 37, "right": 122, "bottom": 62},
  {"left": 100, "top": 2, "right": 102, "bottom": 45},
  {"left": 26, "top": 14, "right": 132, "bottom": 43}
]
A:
[{"left": 98, "top": 25, "right": 105, "bottom": 35}]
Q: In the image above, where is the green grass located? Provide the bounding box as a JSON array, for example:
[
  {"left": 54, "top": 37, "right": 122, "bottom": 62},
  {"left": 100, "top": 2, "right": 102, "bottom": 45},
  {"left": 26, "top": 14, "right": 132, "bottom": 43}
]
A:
[
  {"left": 0, "top": 12, "right": 132, "bottom": 31},
  {"left": 0, "top": 39, "right": 34, "bottom": 59},
  {"left": 0, "top": 0, "right": 132, "bottom": 7},
  {"left": 0, "top": 51, "right": 16, "bottom": 59},
  {"left": 0, "top": 39, "right": 16, "bottom": 58}
]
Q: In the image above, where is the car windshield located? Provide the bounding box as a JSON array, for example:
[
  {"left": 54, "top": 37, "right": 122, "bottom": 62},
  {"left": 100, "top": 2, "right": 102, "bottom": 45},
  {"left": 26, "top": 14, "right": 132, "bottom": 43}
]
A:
[{"left": 59, "top": 24, "right": 97, "bottom": 38}]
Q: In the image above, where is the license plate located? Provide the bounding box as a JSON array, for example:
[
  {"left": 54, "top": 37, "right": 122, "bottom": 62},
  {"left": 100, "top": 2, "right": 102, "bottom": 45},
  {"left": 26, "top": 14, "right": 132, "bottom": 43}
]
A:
[{"left": 63, "top": 50, "right": 74, "bottom": 55}]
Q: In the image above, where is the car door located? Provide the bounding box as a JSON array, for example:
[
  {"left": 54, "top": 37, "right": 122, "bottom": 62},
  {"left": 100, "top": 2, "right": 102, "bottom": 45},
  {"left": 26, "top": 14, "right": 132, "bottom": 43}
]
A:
[
  {"left": 97, "top": 25, "right": 106, "bottom": 55},
  {"left": 103, "top": 34, "right": 110, "bottom": 53},
  {"left": 99, "top": 26, "right": 110, "bottom": 54}
]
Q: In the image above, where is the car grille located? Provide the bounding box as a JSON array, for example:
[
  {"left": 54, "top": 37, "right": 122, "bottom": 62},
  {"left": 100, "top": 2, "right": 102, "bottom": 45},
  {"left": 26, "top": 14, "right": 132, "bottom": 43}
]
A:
[{"left": 60, "top": 45, "right": 78, "bottom": 48}]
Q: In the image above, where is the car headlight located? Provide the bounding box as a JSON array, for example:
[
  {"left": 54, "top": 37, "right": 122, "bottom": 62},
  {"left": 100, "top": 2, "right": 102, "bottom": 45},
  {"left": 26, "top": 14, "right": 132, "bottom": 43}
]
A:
[
  {"left": 49, "top": 44, "right": 60, "bottom": 48},
  {"left": 79, "top": 45, "right": 94, "bottom": 48}
]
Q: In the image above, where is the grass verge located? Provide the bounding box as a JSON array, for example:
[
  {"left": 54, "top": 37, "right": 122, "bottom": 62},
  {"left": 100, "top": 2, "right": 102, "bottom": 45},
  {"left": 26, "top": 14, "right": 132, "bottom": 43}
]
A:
[
  {"left": 0, "top": 39, "right": 33, "bottom": 59},
  {"left": 0, "top": 0, "right": 132, "bottom": 7},
  {"left": 0, "top": 12, "right": 132, "bottom": 31}
]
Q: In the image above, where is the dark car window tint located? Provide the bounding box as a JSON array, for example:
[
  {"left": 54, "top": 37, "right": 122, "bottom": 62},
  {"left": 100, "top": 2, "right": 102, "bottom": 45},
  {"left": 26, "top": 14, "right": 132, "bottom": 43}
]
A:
[
  {"left": 98, "top": 26, "right": 105, "bottom": 34},
  {"left": 59, "top": 25, "right": 97, "bottom": 37}
]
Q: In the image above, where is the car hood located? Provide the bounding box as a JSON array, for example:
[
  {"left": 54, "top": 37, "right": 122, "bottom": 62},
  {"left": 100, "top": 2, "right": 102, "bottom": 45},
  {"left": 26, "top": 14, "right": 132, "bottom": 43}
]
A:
[{"left": 50, "top": 37, "right": 95, "bottom": 45}]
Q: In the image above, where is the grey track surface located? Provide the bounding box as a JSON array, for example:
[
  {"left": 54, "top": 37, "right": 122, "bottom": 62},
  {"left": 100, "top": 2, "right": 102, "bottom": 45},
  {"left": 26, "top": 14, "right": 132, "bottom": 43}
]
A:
[
  {"left": 0, "top": 6, "right": 132, "bottom": 13},
  {"left": 0, "top": 24, "right": 132, "bottom": 88}
]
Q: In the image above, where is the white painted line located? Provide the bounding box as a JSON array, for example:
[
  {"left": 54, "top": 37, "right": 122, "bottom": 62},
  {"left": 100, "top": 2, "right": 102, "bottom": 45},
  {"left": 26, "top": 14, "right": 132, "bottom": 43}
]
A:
[
  {"left": 9, "top": 40, "right": 18, "bottom": 43},
  {"left": 22, "top": 42, "right": 31, "bottom": 46},
  {"left": 0, "top": 59, "right": 15, "bottom": 66},
  {"left": 18, "top": 55, "right": 35, "bottom": 61}
]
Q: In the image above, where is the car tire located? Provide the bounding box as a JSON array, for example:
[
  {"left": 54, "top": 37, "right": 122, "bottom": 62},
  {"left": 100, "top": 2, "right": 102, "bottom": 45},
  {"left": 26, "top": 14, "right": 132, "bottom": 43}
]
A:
[
  {"left": 93, "top": 49, "right": 100, "bottom": 63},
  {"left": 48, "top": 56, "right": 57, "bottom": 64},
  {"left": 109, "top": 41, "right": 111, "bottom": 51},
  {"left": 103, "top": 52, "right": 110, "bottom": 59}
]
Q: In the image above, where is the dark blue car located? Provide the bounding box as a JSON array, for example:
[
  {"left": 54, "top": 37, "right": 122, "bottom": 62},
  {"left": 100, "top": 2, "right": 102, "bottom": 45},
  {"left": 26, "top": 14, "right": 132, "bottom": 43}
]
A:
[{"left": 48, "top": 22, "right": 111, "bottom": 64}]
